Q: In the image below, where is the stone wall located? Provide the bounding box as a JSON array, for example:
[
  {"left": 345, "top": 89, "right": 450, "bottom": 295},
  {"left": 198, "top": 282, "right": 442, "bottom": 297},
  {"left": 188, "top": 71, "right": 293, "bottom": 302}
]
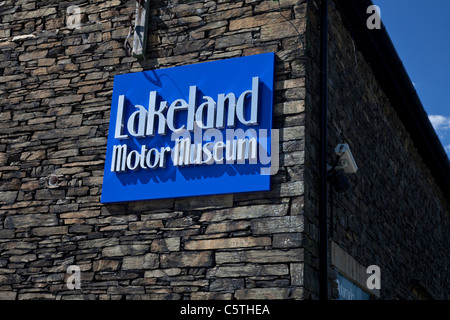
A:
[
  {"left": 1, "top": 0, "right": 448, "bottom": 301},
  {"left": 0, "top": 0, "right": 307, "bottom": 300},
  {"left": 303, "top": 0, "right": 450, "bottom": 300}
]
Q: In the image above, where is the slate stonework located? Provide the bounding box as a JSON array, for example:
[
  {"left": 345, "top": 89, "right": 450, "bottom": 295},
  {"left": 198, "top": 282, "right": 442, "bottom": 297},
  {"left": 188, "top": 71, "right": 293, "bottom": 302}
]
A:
[
  {"left": 0, "top": 0, "right": 306, "bottom": 300},
  {"left": 0, "top": 0, "right": 448, "bottom": 301}
]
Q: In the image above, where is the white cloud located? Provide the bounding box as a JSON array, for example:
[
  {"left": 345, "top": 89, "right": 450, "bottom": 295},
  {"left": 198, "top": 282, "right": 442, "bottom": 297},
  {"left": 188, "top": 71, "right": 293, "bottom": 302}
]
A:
[
  {"left": 446, "top": 144, "right": 450, "bottom": 153},
  {"left": 429, "top": 115, "right": 450, "bottom": 131}
]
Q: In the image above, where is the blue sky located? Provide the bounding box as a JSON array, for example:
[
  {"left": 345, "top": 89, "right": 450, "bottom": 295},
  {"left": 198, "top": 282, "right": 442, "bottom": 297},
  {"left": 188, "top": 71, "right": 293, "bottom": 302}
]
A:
[{"left": 372, "top": 0, "right": 450, "bottom": 156}]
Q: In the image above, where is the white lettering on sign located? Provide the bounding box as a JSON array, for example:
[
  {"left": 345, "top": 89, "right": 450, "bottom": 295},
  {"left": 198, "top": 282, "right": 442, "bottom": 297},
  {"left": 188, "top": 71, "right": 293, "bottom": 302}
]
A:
[
  {"left": 114, "top": 77, "right": 260, "bottom": 140},
  {"left": 110, "top": 128, "right": 266, "bottom": 173},
  {"left": 109, "top": 76, "right": 279, "bottom": 175}
]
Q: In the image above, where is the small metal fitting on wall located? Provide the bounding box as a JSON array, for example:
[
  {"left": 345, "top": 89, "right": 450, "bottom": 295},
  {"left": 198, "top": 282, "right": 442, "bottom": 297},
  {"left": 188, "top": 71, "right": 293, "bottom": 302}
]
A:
[
  {"left": 44, "top": 174, "right": 63, "bottom": 189},
  {"left": 123, "top": 0, "right": 151, "bottom": 60}
]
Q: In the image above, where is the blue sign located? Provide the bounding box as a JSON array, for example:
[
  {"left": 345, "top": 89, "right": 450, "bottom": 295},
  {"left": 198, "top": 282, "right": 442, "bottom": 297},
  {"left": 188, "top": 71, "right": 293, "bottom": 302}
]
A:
[
  {"left": 336, "top": 273, "right": 371, "bottom": 300},
  {"left": 101, "top": 53, "right": 275, "bottom": 203}
]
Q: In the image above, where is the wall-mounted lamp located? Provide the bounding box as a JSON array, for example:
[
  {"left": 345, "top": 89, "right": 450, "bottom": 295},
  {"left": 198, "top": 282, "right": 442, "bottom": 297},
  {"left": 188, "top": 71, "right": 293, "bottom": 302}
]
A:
[
  {"left": 333, "top": 144, "right": 358, "bottom": 174},
  {"left": 327, "top": 143, "right": 358, "bottom": 193}
]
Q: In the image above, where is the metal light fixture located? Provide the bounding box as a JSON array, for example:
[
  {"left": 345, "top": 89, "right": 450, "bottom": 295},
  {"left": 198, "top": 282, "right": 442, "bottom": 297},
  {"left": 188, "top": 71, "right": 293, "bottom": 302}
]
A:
[{"left": 327, "top": 143, "right": 358, "bottom": 193}]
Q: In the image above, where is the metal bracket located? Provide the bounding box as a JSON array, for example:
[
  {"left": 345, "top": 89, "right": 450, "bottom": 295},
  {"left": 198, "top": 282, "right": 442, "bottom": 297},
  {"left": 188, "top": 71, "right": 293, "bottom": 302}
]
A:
[
  {"left": 132, "top": 0, "right": 151, "bottom": 60},
  {"left": 124, "top": 13, "right": 133, "bottom": 57}
]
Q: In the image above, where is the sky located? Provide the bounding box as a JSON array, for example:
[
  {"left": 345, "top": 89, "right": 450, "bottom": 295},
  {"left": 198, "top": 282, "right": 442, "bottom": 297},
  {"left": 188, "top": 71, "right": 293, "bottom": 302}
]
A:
[{"left": 372, "top": 0, "right": 450, "bottom": 157}]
